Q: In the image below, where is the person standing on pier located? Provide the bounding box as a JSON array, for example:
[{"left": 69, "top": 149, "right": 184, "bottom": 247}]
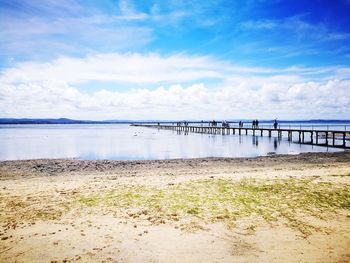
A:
[
  {"left": 273, "top": 119, "right": 278, "bottom": 129},
  {"left": 252, "top": 120, "right": 256, "bottom": 128},
  {"left": 256, "top": 119, "right": 259, "bottom": 128}
]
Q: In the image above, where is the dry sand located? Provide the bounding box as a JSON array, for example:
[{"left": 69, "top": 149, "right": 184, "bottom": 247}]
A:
[{"left": 0, "top": 152, "right": 350, "bottom": 263}]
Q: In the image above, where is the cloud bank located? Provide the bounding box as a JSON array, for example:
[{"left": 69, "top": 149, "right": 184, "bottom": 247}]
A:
[{"left": 0, "top": 53, "right": 349, "bottom": 120}]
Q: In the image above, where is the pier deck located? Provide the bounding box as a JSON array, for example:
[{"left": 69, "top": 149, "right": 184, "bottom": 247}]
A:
[{"left": 131, "top": 124, "right": 350, "bottom": 149}]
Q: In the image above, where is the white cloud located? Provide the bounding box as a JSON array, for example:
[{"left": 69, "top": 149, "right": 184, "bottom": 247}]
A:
[
  {"left": 241, "top": 16, "right": 350, "bottom": 42},
  {"left": 0, "top": 53, "right": 225, "bottom": 85},
  {"left": 1, "top": 53, "right": 346, "bottom": 86},
  {"left": 0, "top": 79, "right": 349, "bottom": 120},
  {"left": 0, "top": 7, "right": 153, "bottom": 58},
  {"left": 241, "top": 20, "right": 277, "bottom": 30},
  {"left": 0, "top": 0, "right": 223, "bottom": 59},
  {"left": 118, "top": 0, "right": 148, "bottom": 20}
]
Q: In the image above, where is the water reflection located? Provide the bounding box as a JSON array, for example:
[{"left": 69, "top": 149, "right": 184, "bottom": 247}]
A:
[
  {"left": 239, "top": 134, "right": 243, "bottom": 145},
  {"left": 0, "top": 124, "right": 342, "bottom": 161},
  {"left": 252, "top": 136, "right": 259, "bottom": 147}
]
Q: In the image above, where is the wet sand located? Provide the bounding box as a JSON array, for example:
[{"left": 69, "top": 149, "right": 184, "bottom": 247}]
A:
[{"left": 0, "top": 152, "right": 350, "bottom": 262}]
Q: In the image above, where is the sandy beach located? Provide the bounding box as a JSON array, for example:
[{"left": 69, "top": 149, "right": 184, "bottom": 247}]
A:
[{"left": 1, "top": 152, "right": 349, "bottom": 263}]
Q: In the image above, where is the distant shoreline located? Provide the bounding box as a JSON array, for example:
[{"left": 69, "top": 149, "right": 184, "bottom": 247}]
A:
[{"left": 1, "top": 118, "right": 350, "bottom": 125}]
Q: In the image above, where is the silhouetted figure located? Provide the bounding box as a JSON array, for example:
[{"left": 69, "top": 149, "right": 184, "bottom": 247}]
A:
[
  {"left": 252, "top": 120, "right": 256, "bottom": 128},
  {"left": 273, "top": 119, "right": 278, "bottom": 129},
  {"left": 256, "top": 119, "right": 259, "bottom": 128}
]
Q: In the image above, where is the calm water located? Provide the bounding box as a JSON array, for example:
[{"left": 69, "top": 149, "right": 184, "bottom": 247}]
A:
[{"left": 0, "top": 124, "right": 346, "bottom": 161}]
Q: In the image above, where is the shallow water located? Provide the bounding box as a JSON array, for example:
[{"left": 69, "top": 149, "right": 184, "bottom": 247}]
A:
[{"left": 0, "top": 124, "right": 345, "bottom": 161}]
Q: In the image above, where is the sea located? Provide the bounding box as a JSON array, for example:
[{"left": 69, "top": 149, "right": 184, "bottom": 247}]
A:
[{"left": 0, "top": 122, "right": 349, "bottom": 161}]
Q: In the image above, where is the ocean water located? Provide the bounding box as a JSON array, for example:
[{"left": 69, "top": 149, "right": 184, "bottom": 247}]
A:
[{"left": 0, "top": 124, "right": 346, "bottom": 161}]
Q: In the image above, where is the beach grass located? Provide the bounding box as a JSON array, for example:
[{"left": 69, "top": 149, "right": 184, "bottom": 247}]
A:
[
  {"left": 77, "top": 177, "right": 350, "bottom": 235},
  {"left": 1, "top": 176, "right": 349, "bottom": 236},
  {"left": 330, "top": 172, "right": 350, "bottom": 177}
]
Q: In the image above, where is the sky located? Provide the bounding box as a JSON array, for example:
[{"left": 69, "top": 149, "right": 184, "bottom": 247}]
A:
[{"left": 0, "top": 0, "right": 350, "bottom": 120}]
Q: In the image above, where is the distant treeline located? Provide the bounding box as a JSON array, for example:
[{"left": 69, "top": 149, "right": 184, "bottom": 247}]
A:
[{"left": 0, "top": 118, "right": 116, "bottom": 124}]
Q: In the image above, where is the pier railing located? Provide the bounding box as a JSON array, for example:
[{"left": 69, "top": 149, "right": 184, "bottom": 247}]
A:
[{"left": 131, "top": 124, "right": 350, "bottom": 149}]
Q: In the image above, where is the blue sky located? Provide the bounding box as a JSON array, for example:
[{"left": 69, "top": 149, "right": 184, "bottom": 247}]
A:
[{"left": 0, "top": 0, "right": 350, "bottom": 120}]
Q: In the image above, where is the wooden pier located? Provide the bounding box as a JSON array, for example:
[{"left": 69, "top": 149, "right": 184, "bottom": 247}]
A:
[{"left": 131, "top": 124, "right": 350, "bottom": 149}]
